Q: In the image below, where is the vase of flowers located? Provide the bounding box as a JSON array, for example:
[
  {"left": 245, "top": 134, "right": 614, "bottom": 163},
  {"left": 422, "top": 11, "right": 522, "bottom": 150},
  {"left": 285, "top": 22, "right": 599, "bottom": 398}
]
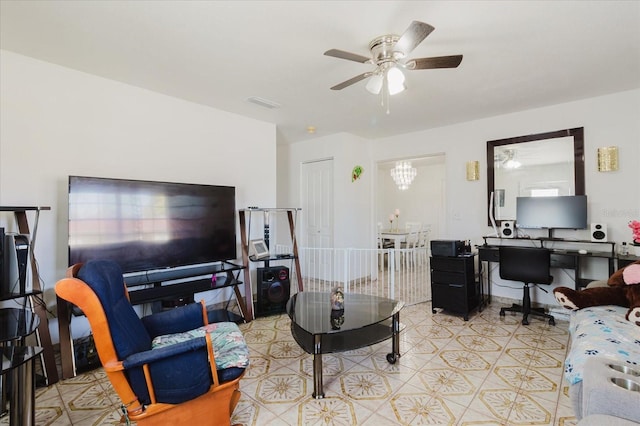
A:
[{"left": 629, "top": 220, "right": 640, "bottom": 256}]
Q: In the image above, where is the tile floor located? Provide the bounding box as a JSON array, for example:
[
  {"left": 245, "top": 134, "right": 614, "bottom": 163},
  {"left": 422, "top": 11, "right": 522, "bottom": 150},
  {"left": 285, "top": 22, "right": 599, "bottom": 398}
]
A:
[{"left": 3, "top": 301, "right": 579, "bottom": 425}]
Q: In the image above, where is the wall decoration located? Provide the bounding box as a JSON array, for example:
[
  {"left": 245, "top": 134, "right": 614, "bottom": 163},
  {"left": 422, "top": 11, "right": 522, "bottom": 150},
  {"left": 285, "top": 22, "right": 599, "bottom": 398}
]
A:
[
  {"left": 352, "top": 165, "right": 364, "bottom": 182},
  {"left": 466, "top": 161, "right": 480, "bottom": 181},
  {"left": 597, "top": 146, "right": 619, "bottom": 172}
]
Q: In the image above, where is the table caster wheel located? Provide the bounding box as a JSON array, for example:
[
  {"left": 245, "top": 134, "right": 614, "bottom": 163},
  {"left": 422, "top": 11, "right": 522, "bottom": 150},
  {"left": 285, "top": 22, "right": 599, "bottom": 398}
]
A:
[
  {"left": 499, "top": 309, "right": 505, "bottom": 317},
  {"left": 432, "top": 309, "right": 437, "bottom": 314},
  {"left": 549, "top": 318, "right": 556, "bottom": 326},
  {"left": 386, "top": 353, "right": 397, "bottom": 364}
]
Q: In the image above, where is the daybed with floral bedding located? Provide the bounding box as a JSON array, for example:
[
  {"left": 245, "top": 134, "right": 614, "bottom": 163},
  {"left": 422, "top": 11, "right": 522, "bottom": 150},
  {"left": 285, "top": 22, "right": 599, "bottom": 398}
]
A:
[{"left": 565, "top": 304, "right": 640, "bottom": 423}]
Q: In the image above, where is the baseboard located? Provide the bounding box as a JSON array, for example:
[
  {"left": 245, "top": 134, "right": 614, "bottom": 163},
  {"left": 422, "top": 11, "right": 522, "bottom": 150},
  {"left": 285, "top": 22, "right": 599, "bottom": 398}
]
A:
[{"left": 547, "top": 308, "right": 571, "bottom": 322}]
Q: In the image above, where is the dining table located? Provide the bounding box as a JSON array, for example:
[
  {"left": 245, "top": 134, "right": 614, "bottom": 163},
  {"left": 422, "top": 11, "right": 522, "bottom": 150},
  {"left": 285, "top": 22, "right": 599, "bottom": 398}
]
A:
[
  {"left": 380, "top": 230, "right": 411, "bottom": 270},
  {"left": 380, "top": 229, "right": 410, "bottom": 250}
]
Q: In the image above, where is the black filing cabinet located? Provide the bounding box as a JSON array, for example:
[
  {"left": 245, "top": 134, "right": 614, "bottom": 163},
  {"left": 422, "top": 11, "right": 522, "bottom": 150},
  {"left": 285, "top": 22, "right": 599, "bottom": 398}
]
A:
[{"left": 430, "top": 254, "right": 478, "bottom": 321}]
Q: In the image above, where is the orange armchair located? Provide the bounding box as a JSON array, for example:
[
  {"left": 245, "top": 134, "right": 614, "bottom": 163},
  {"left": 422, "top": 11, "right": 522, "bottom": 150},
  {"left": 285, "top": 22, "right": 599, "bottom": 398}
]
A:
[{"left": 55, "top": 260, "right": 248, "bottom": 425}]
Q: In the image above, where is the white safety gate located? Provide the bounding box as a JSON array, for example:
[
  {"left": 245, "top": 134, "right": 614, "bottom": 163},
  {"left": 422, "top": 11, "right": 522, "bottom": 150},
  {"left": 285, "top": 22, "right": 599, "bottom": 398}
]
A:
[{"left": 276, "top": 246, "right": 431, "bottom": 306}]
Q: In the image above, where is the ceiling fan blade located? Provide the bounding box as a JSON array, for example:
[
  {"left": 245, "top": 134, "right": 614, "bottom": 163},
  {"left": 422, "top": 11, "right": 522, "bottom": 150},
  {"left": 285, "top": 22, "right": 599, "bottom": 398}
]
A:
[
  {"left": 406, "top": 55, "right": 463, "bottom": 70},
  {"left": 330, "top": 72, "right": 373, "bottom": 90},
  {"left": 324, "top": 49, "right": 371, "bottom": 64},
  {"left": 394, "top": 21, "right": 435, "bottom": 57}
]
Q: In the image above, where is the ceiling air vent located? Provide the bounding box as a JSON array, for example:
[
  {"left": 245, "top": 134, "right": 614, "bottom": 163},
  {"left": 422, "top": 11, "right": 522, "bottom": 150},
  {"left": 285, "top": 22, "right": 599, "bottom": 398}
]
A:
[{"left": 246, "top": 96, "right": 281, "bottom": 109}]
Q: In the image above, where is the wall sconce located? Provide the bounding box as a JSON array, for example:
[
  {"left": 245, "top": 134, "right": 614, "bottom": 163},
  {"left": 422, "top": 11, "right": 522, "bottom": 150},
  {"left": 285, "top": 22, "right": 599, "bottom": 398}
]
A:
[
  {"left": 597, "top": 146, "right": 619, "bottom": 172},
  {"left": 466, "top": 161, "right": 480, "bottom": 181}
]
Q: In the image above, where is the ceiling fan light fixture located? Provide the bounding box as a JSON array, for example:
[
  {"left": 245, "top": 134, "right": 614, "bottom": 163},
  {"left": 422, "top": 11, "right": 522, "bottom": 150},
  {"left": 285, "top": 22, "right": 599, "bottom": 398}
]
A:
[
  {"left": 386, "top": 66, "right": 406, "bottom": 95},
  {"left": 504, "top": 159, "right": 521, "bottom": 169},
  {"left": 502, "top": 149, "right": 522, "bottom": 169},
  {"left": 366, "top": 74, "right": 384, "bottom": 95}
]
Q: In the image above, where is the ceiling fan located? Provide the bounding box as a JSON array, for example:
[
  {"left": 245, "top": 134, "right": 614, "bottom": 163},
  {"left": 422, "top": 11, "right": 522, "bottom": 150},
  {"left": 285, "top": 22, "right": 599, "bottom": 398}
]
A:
[{"left": 324, "top": 21, "right": 463, "bottom": 98}]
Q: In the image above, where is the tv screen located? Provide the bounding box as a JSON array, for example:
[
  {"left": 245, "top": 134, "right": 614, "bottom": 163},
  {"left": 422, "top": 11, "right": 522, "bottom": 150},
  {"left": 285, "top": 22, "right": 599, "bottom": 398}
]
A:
[
  {"left": 68, "top": 176, "right": 236, "bottom": 274},
  {"left": 516, "top": 195, "right": 587, "bottom": 229}
]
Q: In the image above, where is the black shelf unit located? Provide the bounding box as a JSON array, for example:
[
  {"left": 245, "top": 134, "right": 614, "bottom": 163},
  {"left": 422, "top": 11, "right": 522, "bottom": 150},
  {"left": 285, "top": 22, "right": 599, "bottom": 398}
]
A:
[
  {"left": 0, "top": 206, "right": 58, "bottom": 386},
  {"left": 0, "top": 289, "right": 42, "bottom": 303},
  {"left": 239, "top": 208, "right": 303, "bottom": 321},
  {"left": 430, "top": 254, "right": 479, "bottom": 321}
]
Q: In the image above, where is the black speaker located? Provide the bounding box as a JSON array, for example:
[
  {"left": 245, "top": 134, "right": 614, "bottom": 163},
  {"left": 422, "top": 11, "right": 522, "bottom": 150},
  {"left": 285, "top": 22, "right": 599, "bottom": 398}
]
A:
[
  {"left": 73, "top": 335, "right": 101, "bottom": 373},
  {"left": 1, "top": 233, "right": 29, "bottom": 295},
  {"left": 255, "top": 266, "right": 290, "bottom": 316}
]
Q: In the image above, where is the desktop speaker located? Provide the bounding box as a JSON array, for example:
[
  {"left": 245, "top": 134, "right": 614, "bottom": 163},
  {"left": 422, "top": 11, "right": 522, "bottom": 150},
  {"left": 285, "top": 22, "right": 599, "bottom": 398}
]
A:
[
  {"left": 500, "top": 221, "right": 516, "bottom": 239},
  {"left": 590, "top": 223, "right": 608, "bottom": 242},
  {"left": 255, "top": 266, "right": 290, "bottom": 316}
]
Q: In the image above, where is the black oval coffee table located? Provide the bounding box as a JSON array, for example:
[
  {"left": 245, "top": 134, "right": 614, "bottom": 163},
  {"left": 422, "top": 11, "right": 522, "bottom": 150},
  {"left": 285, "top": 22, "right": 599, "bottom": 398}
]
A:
[{"left": 286, "top": 291, "right": 403, "bottom": 398}]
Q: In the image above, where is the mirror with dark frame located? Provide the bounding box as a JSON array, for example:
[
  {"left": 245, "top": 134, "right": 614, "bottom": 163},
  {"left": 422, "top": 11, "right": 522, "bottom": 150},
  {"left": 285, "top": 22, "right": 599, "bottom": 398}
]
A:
[{"left": 486, "top": 127, "right": 585, "bottom": 226}]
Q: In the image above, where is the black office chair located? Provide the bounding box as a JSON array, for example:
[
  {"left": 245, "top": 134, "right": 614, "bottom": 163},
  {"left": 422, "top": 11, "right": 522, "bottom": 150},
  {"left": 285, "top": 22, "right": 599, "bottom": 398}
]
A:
[{"left": 498, "top": 246, "right": 555, "bottom": 326}]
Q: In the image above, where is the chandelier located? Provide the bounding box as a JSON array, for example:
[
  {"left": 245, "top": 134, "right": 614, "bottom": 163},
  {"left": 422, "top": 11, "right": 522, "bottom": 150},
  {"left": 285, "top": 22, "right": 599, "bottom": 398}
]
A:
[{"left": 390, "top": 161, "right": 417, "bottom": 190}]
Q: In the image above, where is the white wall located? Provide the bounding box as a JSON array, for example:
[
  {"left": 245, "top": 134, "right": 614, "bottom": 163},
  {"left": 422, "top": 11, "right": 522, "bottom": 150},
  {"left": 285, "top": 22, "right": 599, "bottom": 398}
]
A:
[
  {"left": 277, "top": 132, "right": 372, "bottom": 249},
  {"left": 0, "top": 51, "right": 277, "bottom": 340},
  {"left": 369, "top": 89, "right": 640, "bottom": 305},
  {"left": 280, "top": 88, "right": 639, "bottom": 307},
  {"left": 371, "top": 90, "right": 640, "bottom": 246}
]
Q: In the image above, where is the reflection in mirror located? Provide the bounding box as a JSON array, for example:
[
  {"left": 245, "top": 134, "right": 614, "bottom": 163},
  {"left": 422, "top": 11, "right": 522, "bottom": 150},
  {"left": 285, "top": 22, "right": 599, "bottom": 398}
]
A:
[
  {"left": 493, "top": 138, "right": 575, "bottom": 219},
  {"left": 487, "top": 128, "right": 584, "bottom": 225}
]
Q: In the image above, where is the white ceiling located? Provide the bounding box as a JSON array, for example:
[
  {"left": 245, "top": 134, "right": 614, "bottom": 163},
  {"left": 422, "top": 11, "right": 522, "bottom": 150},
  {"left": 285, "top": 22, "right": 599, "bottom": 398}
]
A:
[{"left": 1, "top": 1, "right": 639, "bottom": 145}]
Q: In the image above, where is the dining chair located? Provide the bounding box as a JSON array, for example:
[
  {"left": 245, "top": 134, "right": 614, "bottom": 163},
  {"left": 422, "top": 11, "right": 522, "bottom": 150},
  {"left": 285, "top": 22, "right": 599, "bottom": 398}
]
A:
[
  {"left": 377, "top": 223, "right": 393, "bottom": 270},
  {"left": 400, "top": 230, "right": 420, "bottom": 267},
  {"left": 405, "top": 222, "right": 422, "bottom": 232},
  {"left": 415, "top": 230, "right": 430, "bottom": 265}
]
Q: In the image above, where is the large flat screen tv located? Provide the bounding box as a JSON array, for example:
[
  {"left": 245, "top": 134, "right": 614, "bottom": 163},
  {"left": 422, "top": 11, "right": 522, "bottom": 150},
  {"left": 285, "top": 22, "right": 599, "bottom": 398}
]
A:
[
  {"left": 516, "top": 195, "right": 587, "bottom": 229},
  {"left": 68, "top": 176, "right": 236, "bottom": 275}
]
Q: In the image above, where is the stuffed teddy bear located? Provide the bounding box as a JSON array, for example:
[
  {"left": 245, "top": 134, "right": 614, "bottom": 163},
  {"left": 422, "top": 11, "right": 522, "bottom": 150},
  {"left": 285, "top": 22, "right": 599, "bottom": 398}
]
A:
[{"left": 553, "top": 260, "right": 640, "bottom": 326}]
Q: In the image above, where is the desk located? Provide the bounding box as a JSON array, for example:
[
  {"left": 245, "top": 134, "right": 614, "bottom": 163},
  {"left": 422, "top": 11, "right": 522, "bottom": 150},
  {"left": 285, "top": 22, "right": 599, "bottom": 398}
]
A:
[
  {"left": 618, "top": 254, "right": 640, "bottom": 269},
  {"left": 478, "top": 238, "right": 619, "bottom": 291},
  {"left": 1, "top": 346, "right": 43, "bottom": 426}
]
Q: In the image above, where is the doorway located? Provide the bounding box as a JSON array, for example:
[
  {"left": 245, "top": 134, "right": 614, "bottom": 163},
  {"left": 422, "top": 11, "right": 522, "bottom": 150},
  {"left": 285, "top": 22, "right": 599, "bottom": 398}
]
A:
[
  {"left": 300, "top": 159, "right": 334, "bottom": 280},
  {"left": 377, "top": 155, "right": 446, "bottom": 239}
]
